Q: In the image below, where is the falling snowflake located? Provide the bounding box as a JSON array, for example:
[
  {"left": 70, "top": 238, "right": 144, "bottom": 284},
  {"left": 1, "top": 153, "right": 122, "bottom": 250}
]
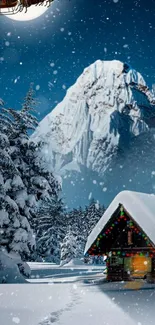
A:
[
  {"left": 36, "top": 85, "right": 40, "bottom": 90},
  {"left": 5, "top": 41, "right": 10, "bottom": 46},
  {"left": 14, "top": 76, "right": 20, "bottom": 84},
  {"left": 12, "top": 317, "right": 20, "bottom": 324},
  {"left": 88, "top": 192, "right": 92, "bottom": 200},
  {"left": 48, "top": 81, "right": 54, "bottom": 89}
]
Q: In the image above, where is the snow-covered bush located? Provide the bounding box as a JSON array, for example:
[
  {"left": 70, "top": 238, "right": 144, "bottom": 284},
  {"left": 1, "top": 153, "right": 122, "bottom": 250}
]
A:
[
  {"left": 0, "top": 251, "right": 26, "bottom": 283},
  {"left": 62, "top": 258, "right": 85, "bottom": 267},
  {"left": 8, "top": 251, "right": 31, "bottom": 278}
]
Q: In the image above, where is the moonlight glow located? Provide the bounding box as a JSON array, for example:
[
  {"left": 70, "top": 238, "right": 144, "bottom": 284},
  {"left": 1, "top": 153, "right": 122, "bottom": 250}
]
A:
[{"left": 4, "top": 4, "right": 49, "bottom": 21}]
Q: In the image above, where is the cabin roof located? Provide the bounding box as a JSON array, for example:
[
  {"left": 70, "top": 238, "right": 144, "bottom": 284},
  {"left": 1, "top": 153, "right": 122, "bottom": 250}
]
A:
[{"left": 84, "top": 190, "right": 155, "bottom": 254}]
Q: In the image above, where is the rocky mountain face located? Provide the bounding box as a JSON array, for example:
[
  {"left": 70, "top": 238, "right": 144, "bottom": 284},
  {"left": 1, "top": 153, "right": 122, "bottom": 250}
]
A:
[{"left": 32, "top": 60, "right": 155, "bottom": 208}]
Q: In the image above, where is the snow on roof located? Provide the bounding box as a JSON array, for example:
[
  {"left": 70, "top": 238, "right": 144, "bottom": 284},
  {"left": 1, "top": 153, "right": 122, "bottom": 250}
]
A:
[{"left": 84, "top": 190, "right": 155, "bottom": 254}]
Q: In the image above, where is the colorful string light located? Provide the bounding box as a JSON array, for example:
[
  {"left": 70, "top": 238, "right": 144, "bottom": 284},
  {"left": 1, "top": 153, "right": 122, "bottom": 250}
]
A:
[{"left": 88, "top": 206, "right": 154, "bottom": 256}]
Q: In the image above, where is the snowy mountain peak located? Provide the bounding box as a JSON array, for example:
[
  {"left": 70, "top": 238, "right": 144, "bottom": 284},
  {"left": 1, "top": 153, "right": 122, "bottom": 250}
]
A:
[{"left": 32, "top": 60, "right": 155, "bottom": 207}]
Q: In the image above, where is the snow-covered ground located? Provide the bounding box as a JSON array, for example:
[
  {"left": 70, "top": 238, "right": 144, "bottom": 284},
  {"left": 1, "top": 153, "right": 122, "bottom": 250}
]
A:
[
  {"left": 28, "top": 261, "right": 106, "bottom": 282},
  {"left": 0, "top": 262, "right": 155, "bottom": 325}
]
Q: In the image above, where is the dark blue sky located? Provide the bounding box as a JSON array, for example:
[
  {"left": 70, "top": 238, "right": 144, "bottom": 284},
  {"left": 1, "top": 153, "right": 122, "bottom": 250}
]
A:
[{"left": 0, "top": 0, "right": 155, "bottom": 120}]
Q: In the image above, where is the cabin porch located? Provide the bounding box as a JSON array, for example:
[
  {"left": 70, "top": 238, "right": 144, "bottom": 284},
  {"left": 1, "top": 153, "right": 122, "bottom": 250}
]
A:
[{"left": 106, "top": 248, "right": 155, "bottom": 281}]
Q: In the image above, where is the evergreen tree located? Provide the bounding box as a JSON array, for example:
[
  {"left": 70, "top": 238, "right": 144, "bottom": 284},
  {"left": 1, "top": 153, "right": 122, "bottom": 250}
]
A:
[
  {"left": 35, "top": 197, "right": 65, "bottom": 263},
  {"left": 60, "top": 226, "right": 77, "bottom": 265},
  {"left": 70, "top": 207, "right": 87, "bottom": 257},
  {"left": 62, "top": 200, "right": 106, "bottom": 263},
  {"left": 0, "top": 84, "right": 39, "bottom": 227},
  {"left": 85, "top": 199, "right": 105, "bottom": 235},
  {"left": 0, "top": 90, "right": 61, "bottom": 262},
  {"left": 0, "top": 101, "right": 35, "bottom": 260},
  {"left": 0, "top": 86, "right": 61, "bottom": 251}
]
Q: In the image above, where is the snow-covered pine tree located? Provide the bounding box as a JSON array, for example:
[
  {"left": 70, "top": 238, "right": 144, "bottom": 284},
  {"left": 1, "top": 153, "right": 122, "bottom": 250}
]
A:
[
  {"left": 0, "top": 85, "right": 61, "bottom": 253},
  {"left": 0, "top": 84, "right": 39, "bottom": 227},
  {"left": 85, "top": 199, "right": 105, "bottom": 235},
  {"left": 0, "top": 90, "right": 40, "bottom": 261},
  {"left": 60, "top": 225, "right": 77, "bottom": 265},
  {"left": 35, "top": 197, "right": 65, "bottom": 263},
  {"left": 64, "top": 200, "right": 105, "bottom": 262},
  {"left": 29, "top": 142, "right": 61, "bottom": 233},
  {"left": 0, "top": 101, "right": 35, "bottom": 261},
  {"left": 71, "top": 207, "right": 87, "bottom": 257},
  {"left": 0, "top": 90, "right": 62, "bottom": 264},
  {"left": 64, "top": 207, "right": 87, "bottom": 259}
]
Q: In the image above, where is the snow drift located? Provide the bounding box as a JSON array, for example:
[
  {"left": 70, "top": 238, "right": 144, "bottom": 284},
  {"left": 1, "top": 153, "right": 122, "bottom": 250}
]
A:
[{"left": 0, "top": 251, "right": 27, "bottom": 283}]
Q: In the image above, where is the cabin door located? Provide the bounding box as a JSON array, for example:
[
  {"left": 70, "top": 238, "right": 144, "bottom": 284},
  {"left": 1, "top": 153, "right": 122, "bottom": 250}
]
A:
[{"left": 131, "top": 255, "right": 151, "bottom": 278}]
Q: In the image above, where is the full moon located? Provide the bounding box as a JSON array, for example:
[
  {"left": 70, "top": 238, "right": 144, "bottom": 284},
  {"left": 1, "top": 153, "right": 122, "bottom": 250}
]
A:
[{"left": 4, "top": 4, "right": 49, "bottom": 21}]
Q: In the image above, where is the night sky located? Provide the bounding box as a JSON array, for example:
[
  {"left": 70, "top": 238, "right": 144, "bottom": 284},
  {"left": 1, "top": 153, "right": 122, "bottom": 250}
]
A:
[{"left": 0, "top": 0, "right": 155, "bottom": 120}]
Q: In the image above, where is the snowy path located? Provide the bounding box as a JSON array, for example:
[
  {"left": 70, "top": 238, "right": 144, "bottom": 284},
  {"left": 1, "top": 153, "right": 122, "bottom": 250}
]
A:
[
  {"left": 1, "top": 280, "right": 155, "bottom": 325},
  {"left": 1, "top": 261, "right": 155, "bottom": 325},
  {"left": 39, "top": 281, "right": 155, "bottom": 325},
  {"left": 0, "top": 283, "right": 75, "bottom": 325},
  {"left": 45, "top": 282, "right": 137, "bottom": 325}
]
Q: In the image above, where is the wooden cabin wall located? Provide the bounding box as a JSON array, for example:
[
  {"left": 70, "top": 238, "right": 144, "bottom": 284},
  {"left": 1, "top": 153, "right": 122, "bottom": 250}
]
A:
[{"left": 151, "top": 258, "right": 155, "bottom": 278}]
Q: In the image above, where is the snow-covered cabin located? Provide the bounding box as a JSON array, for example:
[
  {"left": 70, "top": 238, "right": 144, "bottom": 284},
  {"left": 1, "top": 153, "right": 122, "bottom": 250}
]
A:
[{"left": 84, "top": 191, "right": 155, "bottom": 281}]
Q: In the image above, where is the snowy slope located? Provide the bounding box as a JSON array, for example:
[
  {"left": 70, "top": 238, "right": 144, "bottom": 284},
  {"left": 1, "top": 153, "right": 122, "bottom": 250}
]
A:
[{"left": 32, "top": 60, "right": 155, "bottom": 207}]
